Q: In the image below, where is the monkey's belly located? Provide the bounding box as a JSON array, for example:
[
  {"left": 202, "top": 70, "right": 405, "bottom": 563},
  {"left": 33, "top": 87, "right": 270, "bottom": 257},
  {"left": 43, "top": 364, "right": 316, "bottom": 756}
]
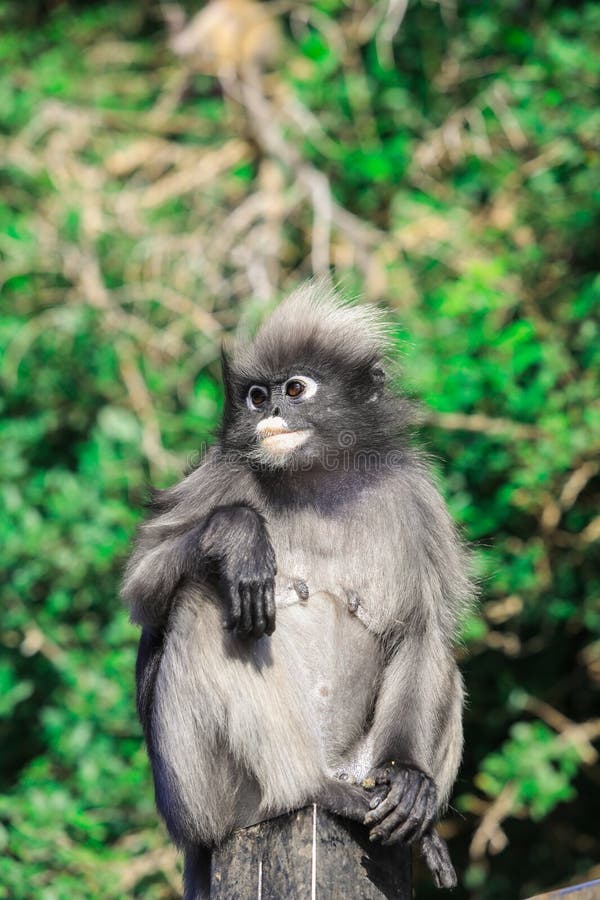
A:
[
  {"left": 274, "top": 587, "right": 382, "bottom": 767},
  {"left": 152, "top": 584, "right": 381, "bottom": 840}
]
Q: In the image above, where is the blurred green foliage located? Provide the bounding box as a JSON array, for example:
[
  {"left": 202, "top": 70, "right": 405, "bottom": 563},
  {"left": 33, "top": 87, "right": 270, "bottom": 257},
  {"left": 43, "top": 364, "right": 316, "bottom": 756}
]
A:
[{"left": 0, "top": 0, "right": 599, "bottom": 897}]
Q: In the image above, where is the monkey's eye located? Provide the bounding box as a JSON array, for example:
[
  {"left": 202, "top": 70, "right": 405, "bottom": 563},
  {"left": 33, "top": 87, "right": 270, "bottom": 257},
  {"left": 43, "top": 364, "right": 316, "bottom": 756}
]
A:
[
  {"left": 284, "top": 376, "right": 318, "bottom": 401},
  {"left": 285, "top": 380, "right": 305, "bottom": 398},
  {"left": 247, "top": 385, "right": 269, "bottom": 410}
]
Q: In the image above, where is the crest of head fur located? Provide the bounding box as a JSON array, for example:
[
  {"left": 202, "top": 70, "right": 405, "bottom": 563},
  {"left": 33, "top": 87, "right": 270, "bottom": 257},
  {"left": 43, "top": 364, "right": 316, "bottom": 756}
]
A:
[{"left": 228, "top": 281, "right": 390, "bottom": 380}]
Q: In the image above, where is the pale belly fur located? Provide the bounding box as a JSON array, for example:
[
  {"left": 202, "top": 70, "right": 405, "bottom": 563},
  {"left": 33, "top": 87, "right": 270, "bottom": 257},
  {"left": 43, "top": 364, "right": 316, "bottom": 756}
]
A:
[{"left": 273, "top": 578, "right": 383, "bottom": 772}]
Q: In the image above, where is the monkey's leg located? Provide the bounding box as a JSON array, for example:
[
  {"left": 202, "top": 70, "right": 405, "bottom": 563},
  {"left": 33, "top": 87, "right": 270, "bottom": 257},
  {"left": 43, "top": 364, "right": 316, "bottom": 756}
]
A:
[
  {"left": 146, "top": 592, "right": 328, "bottom": 848},
  {"left": 135, "top": 613, "right": 246, "bottom": 849},
  {"left": 317, "top": 777, "right": 373, "bottom": 824}
]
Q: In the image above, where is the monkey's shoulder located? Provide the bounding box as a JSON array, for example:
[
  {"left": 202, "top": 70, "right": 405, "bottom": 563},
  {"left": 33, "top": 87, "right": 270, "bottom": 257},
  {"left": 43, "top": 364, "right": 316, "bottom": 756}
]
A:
[
  {"left": 368, "top": 462, "right": 455, "bottom": 530},
  {"left": 147, "top": 447, "right": 262, "bottom": 520}
]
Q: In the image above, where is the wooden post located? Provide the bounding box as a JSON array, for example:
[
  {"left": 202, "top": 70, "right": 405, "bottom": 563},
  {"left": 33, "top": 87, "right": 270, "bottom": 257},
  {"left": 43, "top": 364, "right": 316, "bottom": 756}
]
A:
[
  {"left": 210, "top": 805, "right": 412, "bottom": 899},
  {"left": 526, "top": 880, "right": 600, "bottom": 900}
]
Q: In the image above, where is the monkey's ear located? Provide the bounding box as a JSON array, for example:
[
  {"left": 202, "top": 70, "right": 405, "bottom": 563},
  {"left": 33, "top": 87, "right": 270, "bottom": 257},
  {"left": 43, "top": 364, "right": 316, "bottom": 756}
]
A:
[
  {"left": 220, "top": 344, "right": 235, "bottom": 407},
  {"left": 367, "top": 362, "right": 386, "bottom": 402},
  {"left": 221, "top": 343, "right": 231, "bottom": 377},
  {"left": 370, "top": 362, "right": 386, "bottom": 387}
]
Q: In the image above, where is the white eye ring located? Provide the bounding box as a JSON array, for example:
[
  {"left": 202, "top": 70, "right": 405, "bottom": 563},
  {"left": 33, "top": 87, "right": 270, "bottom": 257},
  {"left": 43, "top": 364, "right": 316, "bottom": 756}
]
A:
[
  {"left": 247, "top": 385, "right": 269, "bottom": 411},
  {"left": 284, "top": 375, "right": 318, "bottom": 401}
]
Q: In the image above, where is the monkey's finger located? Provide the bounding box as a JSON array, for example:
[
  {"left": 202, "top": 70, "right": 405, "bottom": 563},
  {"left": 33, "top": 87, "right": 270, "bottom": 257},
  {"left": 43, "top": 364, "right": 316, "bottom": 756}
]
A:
[
  {"left": 367, "top": 772, "right": 421, "bottom": 837},
  {"left": 380, "top": 777, "right": 430, "bottom": 845},
  {"left": 365, "top": 788, "right": 388, "bottom": 811},
  {"left": 420, "top": 830, "right": 457, "bottom": 889},
  {"left": 365, "top": 781, "right": 403, "bottom": 825},
  {"left": 370, "top": 768, "right": 434, "bottom": 842},
  {"left": 364, "top": 777, "right": 405, "bottom": 827},
  {"left": 251, "top": 586, "right": 267, "bottom": 638},
  {"left": 414, "top": 785, "right": 438, "bottom": 843},
  {"left": 238, "top": 585, "right": 253, "bottom": 636},
  {"left": 365, "top": 768, "right": 413, "bottom": 818},
  {"left": 224, "top": 580, "right": 241, "bottom": 631},
  {"left": 264, "top": 579, "right": 276, "bottom": 635},
  {"left": 377, "top": 790, "right": 424, "bottom": 844}
]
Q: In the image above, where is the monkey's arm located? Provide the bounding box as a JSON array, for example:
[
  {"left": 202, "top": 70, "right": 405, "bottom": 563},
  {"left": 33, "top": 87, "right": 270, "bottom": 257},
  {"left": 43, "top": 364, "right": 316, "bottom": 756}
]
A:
[
  {"left": 366, "top": 634, "right": 463, "bottom": 813},
  {"left": 122, "top": 503, "right": 276, "bottom": 638},
  {"left": 359, "top": 636, "right": 462, "bottom": 889},
  {"left": 356, "top": 468, "right": 470, "bottom": 887},
  {"left": 363, "top": 467, "right": 469, "bottom": 809}
]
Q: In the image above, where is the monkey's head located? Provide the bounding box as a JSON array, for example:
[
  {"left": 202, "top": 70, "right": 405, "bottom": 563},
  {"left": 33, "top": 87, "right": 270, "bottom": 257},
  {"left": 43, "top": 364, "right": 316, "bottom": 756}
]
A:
[{"left": 220, "top": 283, "right": 409, "bottom": 472}]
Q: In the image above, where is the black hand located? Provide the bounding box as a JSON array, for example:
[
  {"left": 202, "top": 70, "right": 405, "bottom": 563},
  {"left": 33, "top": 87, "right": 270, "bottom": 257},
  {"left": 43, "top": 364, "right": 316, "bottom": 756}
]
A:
[
  {"left": 222, "top": 569, "right": 276, "bottom": 638},
  {"left": 199, "top": 505, "right": 277, "bottom": 639},
  {"left": 363, "top": 762, "right": 438, "bottom": 846}
]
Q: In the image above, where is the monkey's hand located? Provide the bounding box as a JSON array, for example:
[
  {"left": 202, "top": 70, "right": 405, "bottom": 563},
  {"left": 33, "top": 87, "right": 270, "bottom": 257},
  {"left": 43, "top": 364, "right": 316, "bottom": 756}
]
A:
[
  {"left": 363, "top": 762, "right": 438, "bottom": 847},
  {"left": 200, "top": 505, "right": 277, "bottom": 638},
  {"left": 362, "top": 763, "right": 456, "bottom": 889}
]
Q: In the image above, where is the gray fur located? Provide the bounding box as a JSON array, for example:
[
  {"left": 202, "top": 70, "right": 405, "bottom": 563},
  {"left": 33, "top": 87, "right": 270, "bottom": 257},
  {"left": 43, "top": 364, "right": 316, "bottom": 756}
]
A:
[
  {"left": 231, "top": 280, "right": 391, "bottom": 379},
  {"left": 122, "top": 285, "right": 473, "bottom": 895}
]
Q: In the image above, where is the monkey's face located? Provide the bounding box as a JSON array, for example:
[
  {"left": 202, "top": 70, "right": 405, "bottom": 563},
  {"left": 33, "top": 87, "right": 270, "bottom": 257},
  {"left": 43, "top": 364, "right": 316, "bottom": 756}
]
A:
[
  {"left": 222, "top": 361, "right": 388, "bottom": 471},
  {"left": 245, "top": 373, "right": 318, "bottom": 466}
]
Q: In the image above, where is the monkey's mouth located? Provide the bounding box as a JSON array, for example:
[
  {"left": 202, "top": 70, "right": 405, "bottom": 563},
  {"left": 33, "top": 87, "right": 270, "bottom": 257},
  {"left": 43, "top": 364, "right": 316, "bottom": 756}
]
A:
[
  {"left": 261, "top": 430, "right": 311, "bottom": 454},
  {"left": 256, "top": 417, "right": 312, "bottom": 455}
]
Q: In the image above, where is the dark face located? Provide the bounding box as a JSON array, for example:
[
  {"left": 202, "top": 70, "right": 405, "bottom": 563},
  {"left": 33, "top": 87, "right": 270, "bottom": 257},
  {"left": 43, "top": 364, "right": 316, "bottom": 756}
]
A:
[{"left": 221, "top": 359, "right": 389, "bottom": 472}]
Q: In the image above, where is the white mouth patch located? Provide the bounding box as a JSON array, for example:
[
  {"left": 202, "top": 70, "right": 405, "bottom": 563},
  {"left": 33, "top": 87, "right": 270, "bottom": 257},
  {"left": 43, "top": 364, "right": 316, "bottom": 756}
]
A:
[
  {"left": 256, "top": 416, "right": 311, "bottom": 455},
  {"left": 256, "top": 416, "right": 290, "bottom": 438},
  {"left": 262, "top": 431, "right": 311, "bottom": 454}
]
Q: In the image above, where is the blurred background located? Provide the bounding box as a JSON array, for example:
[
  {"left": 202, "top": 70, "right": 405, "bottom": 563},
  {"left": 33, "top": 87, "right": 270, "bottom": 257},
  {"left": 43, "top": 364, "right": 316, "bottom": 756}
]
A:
[{"left": 1, "top": 0, "right": 599, "bottom": 897}]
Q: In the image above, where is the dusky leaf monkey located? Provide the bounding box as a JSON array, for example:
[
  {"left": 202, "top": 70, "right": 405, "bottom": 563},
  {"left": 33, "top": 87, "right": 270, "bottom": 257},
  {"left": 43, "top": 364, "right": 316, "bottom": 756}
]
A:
[{"left": 123, "top": 282, "right": 473, "bottom": 897}]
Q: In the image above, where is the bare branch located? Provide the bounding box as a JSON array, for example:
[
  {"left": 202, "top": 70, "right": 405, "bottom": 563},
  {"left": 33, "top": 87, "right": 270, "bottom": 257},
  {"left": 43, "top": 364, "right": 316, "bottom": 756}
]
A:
[{"left": 422, "top": 410, "right": 544, "bottom": 440}]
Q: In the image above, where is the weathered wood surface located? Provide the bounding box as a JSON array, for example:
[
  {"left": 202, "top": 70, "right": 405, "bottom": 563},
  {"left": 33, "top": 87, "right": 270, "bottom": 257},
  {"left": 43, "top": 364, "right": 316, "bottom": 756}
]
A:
[
  {"left": 210, "top": 805, "right": 412, "bottom": 899},
  {"left": 527, "top": 880, "right": 600, "bottom": 900}
]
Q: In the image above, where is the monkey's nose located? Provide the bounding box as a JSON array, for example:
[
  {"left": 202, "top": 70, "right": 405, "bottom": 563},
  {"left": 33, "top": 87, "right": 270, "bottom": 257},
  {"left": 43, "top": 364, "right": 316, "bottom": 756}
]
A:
[{"left": 271, "top": 405, "right": 281, "bottom": 417}]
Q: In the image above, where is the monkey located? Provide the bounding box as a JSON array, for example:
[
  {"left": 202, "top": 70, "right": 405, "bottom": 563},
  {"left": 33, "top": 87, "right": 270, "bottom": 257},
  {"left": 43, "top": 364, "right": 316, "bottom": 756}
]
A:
[{"left": 122, "top": 282, "right": 473, "bottom": 898}]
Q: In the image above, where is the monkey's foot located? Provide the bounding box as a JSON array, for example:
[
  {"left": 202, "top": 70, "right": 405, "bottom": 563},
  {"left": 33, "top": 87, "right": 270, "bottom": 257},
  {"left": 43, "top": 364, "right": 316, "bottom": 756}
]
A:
[
  {"left": 419, "top": 828, "right": 457, "bottom": 889},
  {"left": 363, "top": 762, "right": 438, "bottom": 846},
  {"left": 318, "top": 777, "right": 372, "bottom": 824}
]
